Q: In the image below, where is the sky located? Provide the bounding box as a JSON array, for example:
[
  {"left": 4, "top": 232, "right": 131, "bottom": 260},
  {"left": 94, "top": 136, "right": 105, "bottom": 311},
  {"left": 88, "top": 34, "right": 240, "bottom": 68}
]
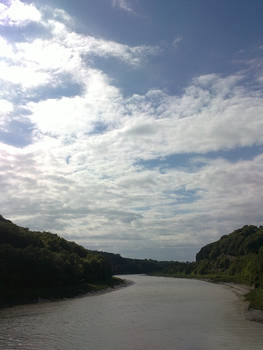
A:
[{"left": 0, "top": 0, "right": 263, "bottom": 261}]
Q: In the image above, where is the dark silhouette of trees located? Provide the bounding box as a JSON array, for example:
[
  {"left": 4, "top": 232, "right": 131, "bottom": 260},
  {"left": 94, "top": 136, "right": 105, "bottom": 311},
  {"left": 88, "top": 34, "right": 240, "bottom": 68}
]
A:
[{"left": 0, "top": 215, "right": 112, "bottom": 305}]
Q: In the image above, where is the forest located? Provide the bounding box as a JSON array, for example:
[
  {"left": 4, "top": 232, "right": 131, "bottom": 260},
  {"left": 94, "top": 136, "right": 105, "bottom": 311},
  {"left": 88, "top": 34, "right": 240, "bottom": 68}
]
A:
[{"left": 0, "top": 215, "right": 115, "bottom": 306}]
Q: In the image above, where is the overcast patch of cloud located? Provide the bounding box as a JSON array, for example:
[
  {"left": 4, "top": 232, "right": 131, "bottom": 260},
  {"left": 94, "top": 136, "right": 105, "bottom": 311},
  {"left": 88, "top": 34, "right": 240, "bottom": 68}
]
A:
[{"left": 0, "top": 1, "right": 263, "bottom": 260}]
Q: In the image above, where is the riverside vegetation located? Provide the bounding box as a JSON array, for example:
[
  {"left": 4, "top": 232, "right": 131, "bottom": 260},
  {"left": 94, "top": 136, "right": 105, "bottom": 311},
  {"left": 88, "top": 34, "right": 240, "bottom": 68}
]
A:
[
  {"left": 0, "top": 215, "right": 120, "bottom": 306},
  {"left": 0, "top": 215, "right": 263, "bottom": 310},
  {"left": 154, "top": 225, "right": 263, "bottom": 310}
]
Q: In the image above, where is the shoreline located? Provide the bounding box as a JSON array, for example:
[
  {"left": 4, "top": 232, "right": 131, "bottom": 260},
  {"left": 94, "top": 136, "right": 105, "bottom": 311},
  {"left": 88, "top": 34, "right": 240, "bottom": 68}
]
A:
[
  {"left": 0, "top": 277, "right": 132, "bottom": 309},
  {"left": 221, "top": 282, "right": 263, "bottom": 323},
  {"left": 79, "top": 278, "right": 134, "bottom": 298}
]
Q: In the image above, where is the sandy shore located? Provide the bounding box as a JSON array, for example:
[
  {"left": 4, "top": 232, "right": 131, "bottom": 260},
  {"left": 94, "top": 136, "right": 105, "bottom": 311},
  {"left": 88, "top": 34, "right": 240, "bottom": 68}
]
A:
[
  {"left": 222, "top": 282, "right": 252, "bottom": 296},
  {"left": 222, "top": 283, "right": 263, "bottom": 323}
]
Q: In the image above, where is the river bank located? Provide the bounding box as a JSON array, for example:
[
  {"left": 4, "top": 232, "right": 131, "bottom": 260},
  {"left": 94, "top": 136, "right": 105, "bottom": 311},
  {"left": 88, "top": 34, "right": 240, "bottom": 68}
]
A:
[
  {"left": 0, "top": 276, "right": 128, "bottom": 309},
  {"left": 220, "top": 283, "right": 263, "bottom": 323},
  {"left": 218, "top": 283, "right": 263, "bottom": 323}
]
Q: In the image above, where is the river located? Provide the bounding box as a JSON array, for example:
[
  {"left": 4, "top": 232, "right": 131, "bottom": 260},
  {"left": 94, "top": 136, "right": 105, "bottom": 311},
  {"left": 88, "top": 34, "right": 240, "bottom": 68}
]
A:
[{"left": 0, "top": 275, "right": 262, "bottom": 349}]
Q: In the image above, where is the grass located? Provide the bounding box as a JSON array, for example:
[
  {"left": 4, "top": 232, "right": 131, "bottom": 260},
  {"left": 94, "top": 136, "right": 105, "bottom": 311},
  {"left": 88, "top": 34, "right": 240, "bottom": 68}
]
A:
[{"left": 245, "top": 288, "right": 263, "bottom": 310}]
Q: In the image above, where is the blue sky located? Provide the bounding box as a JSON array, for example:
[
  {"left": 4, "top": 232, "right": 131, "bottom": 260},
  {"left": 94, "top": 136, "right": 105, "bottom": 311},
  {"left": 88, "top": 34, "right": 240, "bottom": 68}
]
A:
[{"left": 1, "top": 0, "right": 263, "bottom": 261}]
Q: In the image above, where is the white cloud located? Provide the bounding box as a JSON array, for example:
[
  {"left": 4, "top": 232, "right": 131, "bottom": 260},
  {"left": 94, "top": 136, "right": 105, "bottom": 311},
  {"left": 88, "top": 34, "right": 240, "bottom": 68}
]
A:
[
  {"left": 24, "top": 64, "right": 124, "bottom": 137},
  {"left": 0, "top": 60, "right": 51, "bottom": 88},
  {"left": 112, "top": 0, "right": 136, "bottom": 14},
  {"left": 0, "top": 0, "right": 41, "bottom": 26},
  {"left": 172, "top": 36, "right": 183, "bottom": 48},
  {"left": 58, "top": 22, "right": 158, "bottom": 66},
  {"left": 0, "top": 12, "right": 157, "bottom": 94},
  {"left": 0, "top": 99, "right": 13, "bottom": 114},
  {"left": 112, "top": 76, "right": 263, "bottom": 160},
  {"left": 0, "top": 99, "right": 13, "bottom": 128},
  {"left": 2, "top": 134, "right": 262, "bottom": 260},
  {"left": 0, "top": 36, "right": 14, "bottom": 58}
]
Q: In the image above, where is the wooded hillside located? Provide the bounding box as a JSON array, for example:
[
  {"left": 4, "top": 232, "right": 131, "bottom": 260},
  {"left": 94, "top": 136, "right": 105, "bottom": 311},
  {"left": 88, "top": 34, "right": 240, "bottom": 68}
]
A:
[
  {"left": 194, "top": 225, "right": 263, "bottom": 287},
  {"left": 156, "top": 225, "right": 263, "bottom": 309},
  {"left": 0, "top": 215, "right": 112, "bottom": 306}
]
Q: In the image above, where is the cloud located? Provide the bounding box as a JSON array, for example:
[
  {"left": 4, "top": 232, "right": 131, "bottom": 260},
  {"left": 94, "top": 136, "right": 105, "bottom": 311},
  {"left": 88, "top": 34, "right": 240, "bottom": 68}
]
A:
[
  {"left": 0, "top": 11, "right": 158, "bottom": 95},
  {"left": 1, "top": 131, "right": 263, "bottom": 260},
  {"left": 0, "top": 0, "right": 41, "bottom": 26},
  {"left": 26, "top": 70, "right": 121, "bottom": 136},
  {"left": 0, "top": 60, "right": 51, "bottom": 89},
  {"left": 172, "top": 36, "right": 183, "bottom": 48},
  {"left": 0, "top": 99, "right": 13, "bottom": 129},
  {"left": 114, "top": 75, "right": 263, "bottom": 160},
  {"left": 112, "top": 0, "right": 136, "bottom": 14}
]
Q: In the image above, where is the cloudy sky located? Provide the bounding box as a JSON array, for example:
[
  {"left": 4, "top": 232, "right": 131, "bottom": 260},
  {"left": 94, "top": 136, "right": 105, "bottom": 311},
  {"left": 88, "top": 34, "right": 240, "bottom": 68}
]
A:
[{"left": 1, "top": 0, "right": 263, "bottom": 261}]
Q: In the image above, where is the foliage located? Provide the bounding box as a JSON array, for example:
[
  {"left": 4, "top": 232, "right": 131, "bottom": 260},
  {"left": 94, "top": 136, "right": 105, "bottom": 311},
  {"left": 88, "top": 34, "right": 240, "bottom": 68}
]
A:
[
  {"left": 154, "top": 225, "right": 263, "bottom": 309},
  {"left": 100, "top": 251, "right": 170, "bottom": 274},
  {"left": 245, "top": 288, "right": 263, "bottom": 310},
  {"left": 0, "top": 215, "right": 112, "bottom": 305},
  {"left": 193, "top": 225, "right": 263, "bottom": 287}
]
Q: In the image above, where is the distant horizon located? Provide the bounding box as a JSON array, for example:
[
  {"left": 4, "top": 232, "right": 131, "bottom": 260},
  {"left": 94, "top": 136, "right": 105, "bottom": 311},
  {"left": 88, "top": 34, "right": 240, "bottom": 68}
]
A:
[{"left": 1, "top": 0, "right": 263, "bottom": 261}]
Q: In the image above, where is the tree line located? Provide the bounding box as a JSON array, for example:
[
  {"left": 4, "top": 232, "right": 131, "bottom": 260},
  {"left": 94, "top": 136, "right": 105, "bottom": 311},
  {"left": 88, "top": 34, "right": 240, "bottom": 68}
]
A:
[{"left": 0, "top": 215, "right": 112, "bottom": 305}]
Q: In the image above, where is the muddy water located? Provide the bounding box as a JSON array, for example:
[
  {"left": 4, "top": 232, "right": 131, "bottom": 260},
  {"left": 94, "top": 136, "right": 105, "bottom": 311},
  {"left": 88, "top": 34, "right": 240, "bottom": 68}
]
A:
[{"left": 0, "top": 275, "right": 262, "bottom": 350}]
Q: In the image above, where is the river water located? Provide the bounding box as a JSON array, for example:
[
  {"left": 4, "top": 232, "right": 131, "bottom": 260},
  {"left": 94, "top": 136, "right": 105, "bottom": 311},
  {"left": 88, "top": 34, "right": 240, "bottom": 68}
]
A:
[{"left": 0, "top": 275, "right": 262, "bottom": 350}]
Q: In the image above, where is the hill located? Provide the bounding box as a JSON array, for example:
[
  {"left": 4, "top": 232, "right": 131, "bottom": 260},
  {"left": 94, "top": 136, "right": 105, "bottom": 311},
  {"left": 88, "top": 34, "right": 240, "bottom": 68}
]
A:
[
  {"left": 0, "top": 215, "right": 115, "bottom": 306},
  {"left": 194, "top": 225, "right": 263, "bottom": 286},
  {"left": 156, "top": 225, "right": 263, "bottom": 310},
  {"left": 0, "top": 214, "right": 173, "bottom": 307}
]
